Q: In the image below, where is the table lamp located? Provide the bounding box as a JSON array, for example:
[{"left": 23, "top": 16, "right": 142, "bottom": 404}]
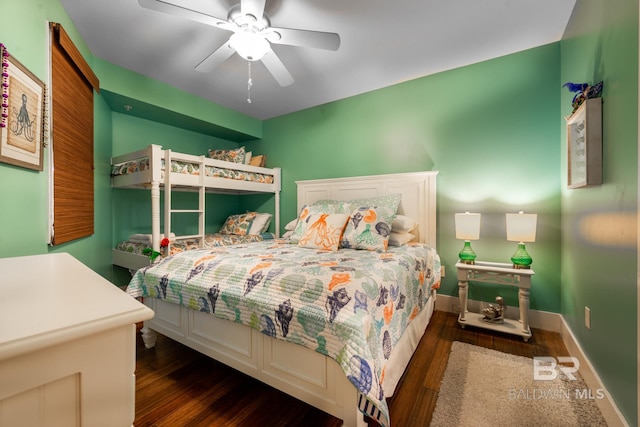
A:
[
  {"left": 455, "top": 212, "right": 481, "bottom": 264},
  {"left": 506, "top": 211, "right": 537, "bottom": 269}
]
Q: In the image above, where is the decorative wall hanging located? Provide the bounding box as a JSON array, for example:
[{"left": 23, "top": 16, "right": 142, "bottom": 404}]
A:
[
  {"left": 563, "top": 81, "right": 603, "bottom": 114},
  {"left": 566, "top": 97, "right": 602, "bottom": 188},
  {"left": 0, "top": 43, "right": 45, "bottom": 171}
]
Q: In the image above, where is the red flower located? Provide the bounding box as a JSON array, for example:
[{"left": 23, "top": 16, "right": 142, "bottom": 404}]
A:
[{"left": 160, "top": 238, "right": 170, "bottom": 248}]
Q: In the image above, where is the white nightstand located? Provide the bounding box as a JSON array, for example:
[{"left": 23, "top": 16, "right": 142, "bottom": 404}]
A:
[{"left": 456, "top": 261, "right": 534, "bottom": 341}]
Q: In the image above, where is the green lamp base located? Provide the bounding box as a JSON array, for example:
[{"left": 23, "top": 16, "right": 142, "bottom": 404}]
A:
[
  {"left": 458, "top": 240, "right": 477, "bottom": 264},
  {"left": 511, "top": 242, "right": 532, "bottom": 269}
]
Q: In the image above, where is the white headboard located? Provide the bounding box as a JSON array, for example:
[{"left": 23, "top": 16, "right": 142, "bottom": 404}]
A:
[{"left": 296, "top": 171, "right": 438, "bottom": 249}]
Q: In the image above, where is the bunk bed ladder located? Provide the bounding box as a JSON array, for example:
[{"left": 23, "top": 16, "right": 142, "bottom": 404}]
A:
[{"left": 164, "top": 149, "right": 206, "bottom": 254}]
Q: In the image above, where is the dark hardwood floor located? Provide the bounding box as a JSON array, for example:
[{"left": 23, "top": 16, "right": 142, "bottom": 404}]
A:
[{"left": 134, "top": 310, "right": 569, "bottom": 426}]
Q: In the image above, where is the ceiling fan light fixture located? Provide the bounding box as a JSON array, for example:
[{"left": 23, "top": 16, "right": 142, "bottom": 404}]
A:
[{"left": 229, "top": 31, "right": 269, "bottom": 61}]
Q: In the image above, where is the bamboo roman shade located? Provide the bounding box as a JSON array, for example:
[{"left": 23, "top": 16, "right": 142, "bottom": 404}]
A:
[{"left": 49, "top": 23, "right": 99, "bottom": 245}]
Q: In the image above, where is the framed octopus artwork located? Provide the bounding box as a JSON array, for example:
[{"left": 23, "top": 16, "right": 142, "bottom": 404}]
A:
[{"left": 0, "top": 44, "right": 46, "bottom": 171}]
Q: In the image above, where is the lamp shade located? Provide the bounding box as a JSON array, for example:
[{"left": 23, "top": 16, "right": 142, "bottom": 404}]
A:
[
  {"left": 229, "top": 31, "right": 270, "bottom": 61},
  {"left": 455, "top": 212, "right": 481, "bottom": 240},
  {"left": 506, "top": 211, "right": 537, "bottom": 243}
]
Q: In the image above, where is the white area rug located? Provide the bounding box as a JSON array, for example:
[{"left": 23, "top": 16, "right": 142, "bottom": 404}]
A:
[{"left": 431, "top": 341, "right": 607, "bottom": 427}]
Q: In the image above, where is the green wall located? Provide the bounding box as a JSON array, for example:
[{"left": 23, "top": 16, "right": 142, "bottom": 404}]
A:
[
  {"left": 561, "top": 0, "right": 638, "bottom": 423},
  {"left": 96, "top": 58, "right": 263, "bottom": 141},
  {"left": 259, "top": 44, "right": 563, "bottom": 313},
  {"left": 0, "top": 0, "right": 114, "bottom": 278},
  {"left": 2, "top": 0, "right": 638, "bottom": 424}
]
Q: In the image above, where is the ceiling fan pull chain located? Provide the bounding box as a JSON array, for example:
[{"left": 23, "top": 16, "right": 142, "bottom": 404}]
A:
[{"left": 247, "top": 61, "right": 253, "bottom": 104}]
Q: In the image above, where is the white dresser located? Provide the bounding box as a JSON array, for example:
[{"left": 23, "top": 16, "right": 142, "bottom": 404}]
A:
[{"left": 0, "top": 253, "right": 154, "bottom": 427}]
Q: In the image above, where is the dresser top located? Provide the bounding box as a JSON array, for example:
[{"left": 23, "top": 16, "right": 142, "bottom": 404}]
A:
[{"left": 0, "top": 252, "right": 153, "bottom": 360}]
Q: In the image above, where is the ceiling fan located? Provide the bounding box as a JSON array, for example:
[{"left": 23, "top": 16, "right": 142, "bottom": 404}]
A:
[{"left": 138, "top": 0, "right": 341, "bottom": 87}]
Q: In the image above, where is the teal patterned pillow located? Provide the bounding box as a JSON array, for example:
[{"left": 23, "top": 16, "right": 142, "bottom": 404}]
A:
[
  {"left": 208, "top": 146, "right": 246, "bottom": 163},
  {"left": 340, "top": 206, "right": 395, "bottom": 251},
  {"left": 343, "top": 193, "right": 402, "bottom": 215},
  {"left": 219, "top": 212, "right": 257, "bottom": 235},
  {"left": 310, "top": 199, "right": 351, "bottom": 214},
  {"left": 313, "top": 194, "right": 402, "bottom": 215}
]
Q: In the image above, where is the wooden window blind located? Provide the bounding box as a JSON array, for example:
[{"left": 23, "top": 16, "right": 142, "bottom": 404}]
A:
[{"left": 49, "top": 23, "right": 99, "bottom": 245}]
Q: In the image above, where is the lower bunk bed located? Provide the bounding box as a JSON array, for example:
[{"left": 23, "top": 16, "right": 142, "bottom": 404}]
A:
[
  {"left": 126, "top": 171, "right": 439, "bottom": 427},
  {"left": 113, "top": 228, "right": 275, "bottom": 272}
]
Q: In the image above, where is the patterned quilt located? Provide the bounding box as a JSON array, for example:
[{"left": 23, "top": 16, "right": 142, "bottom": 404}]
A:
[
  {"left": 111, "top": 157, "right": 274, "bottom": 184},
  {"left": 126, "top": 240, "right": 441, "bottom": 427},
  {"left": 116, "top": 233, "right": 274, "bottom": 256}
]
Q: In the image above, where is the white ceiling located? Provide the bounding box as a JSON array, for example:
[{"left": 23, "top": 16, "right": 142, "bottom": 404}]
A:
[{"left": 60, "top": 0, "right": 576, "bottom": 120}]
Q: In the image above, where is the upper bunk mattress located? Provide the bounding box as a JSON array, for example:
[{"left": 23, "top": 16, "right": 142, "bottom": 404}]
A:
[{"left": 111, "top": 157, "right": 274, "bottom": 184}]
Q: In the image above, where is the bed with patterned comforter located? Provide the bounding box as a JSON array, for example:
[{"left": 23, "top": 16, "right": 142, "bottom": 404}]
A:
[{"left": 126, "top": 239, "right": 441, "bottom": 427}]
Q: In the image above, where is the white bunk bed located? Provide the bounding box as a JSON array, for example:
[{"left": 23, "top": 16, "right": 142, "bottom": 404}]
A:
[
  {"left": 129, "top": 171, "right": 439, "bottom": 427},
  {"left": 111, "top": 144, "right": 281, "bottom": 271}
]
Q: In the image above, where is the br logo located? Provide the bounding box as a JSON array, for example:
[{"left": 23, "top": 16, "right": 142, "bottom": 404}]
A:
[{"left": 533, "top": 356, "right": 580, "bottom": 380}]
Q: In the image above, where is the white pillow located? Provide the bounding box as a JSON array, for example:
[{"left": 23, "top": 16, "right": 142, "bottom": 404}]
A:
[
  {"left": 249, "top": 212, "right": 272, "bottom": 234},
  {"left": 391, "top": 215, "right": 417, "bottom": 233},
  {"left": 389, "top": 232, "right": 415, "bottom": 247},
  {"left": 244, "top": 151, "right": 252, "bottom": 165},
  {"left": 284, "top": 218, "right": 298, "bottom": 231}
]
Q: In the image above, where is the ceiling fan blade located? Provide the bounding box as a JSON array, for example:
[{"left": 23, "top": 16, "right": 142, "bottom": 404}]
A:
[
  {"left": 138, "top": 0, "right": 233, "bottom": 30},
  {"left": 195, "top": 43, "right": 236, "bottom": 73},
  {"left": 241, "top": 0, "right": 266, "bottom": 21},
  {"left": 268, "top": 27, "right": 340, "bottom": 51},
  {"left": 260, "top": 49, "right": 294, "bottom": 87}
]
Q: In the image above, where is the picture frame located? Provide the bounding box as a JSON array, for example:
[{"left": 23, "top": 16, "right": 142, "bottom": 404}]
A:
[
  {"left": 566, "top": 97, "right": 602, "bottom": 188},
  {"left": 0, "top": 46, "right": 45, "bottom": 171}
]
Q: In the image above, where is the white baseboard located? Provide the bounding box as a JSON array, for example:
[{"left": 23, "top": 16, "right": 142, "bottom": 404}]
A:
[
  {"left": 435, "top": 293, "right": 629, "bottom": 427},
  {"left": 560, "top": 317, "right": 629, "bottom": 427}
]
